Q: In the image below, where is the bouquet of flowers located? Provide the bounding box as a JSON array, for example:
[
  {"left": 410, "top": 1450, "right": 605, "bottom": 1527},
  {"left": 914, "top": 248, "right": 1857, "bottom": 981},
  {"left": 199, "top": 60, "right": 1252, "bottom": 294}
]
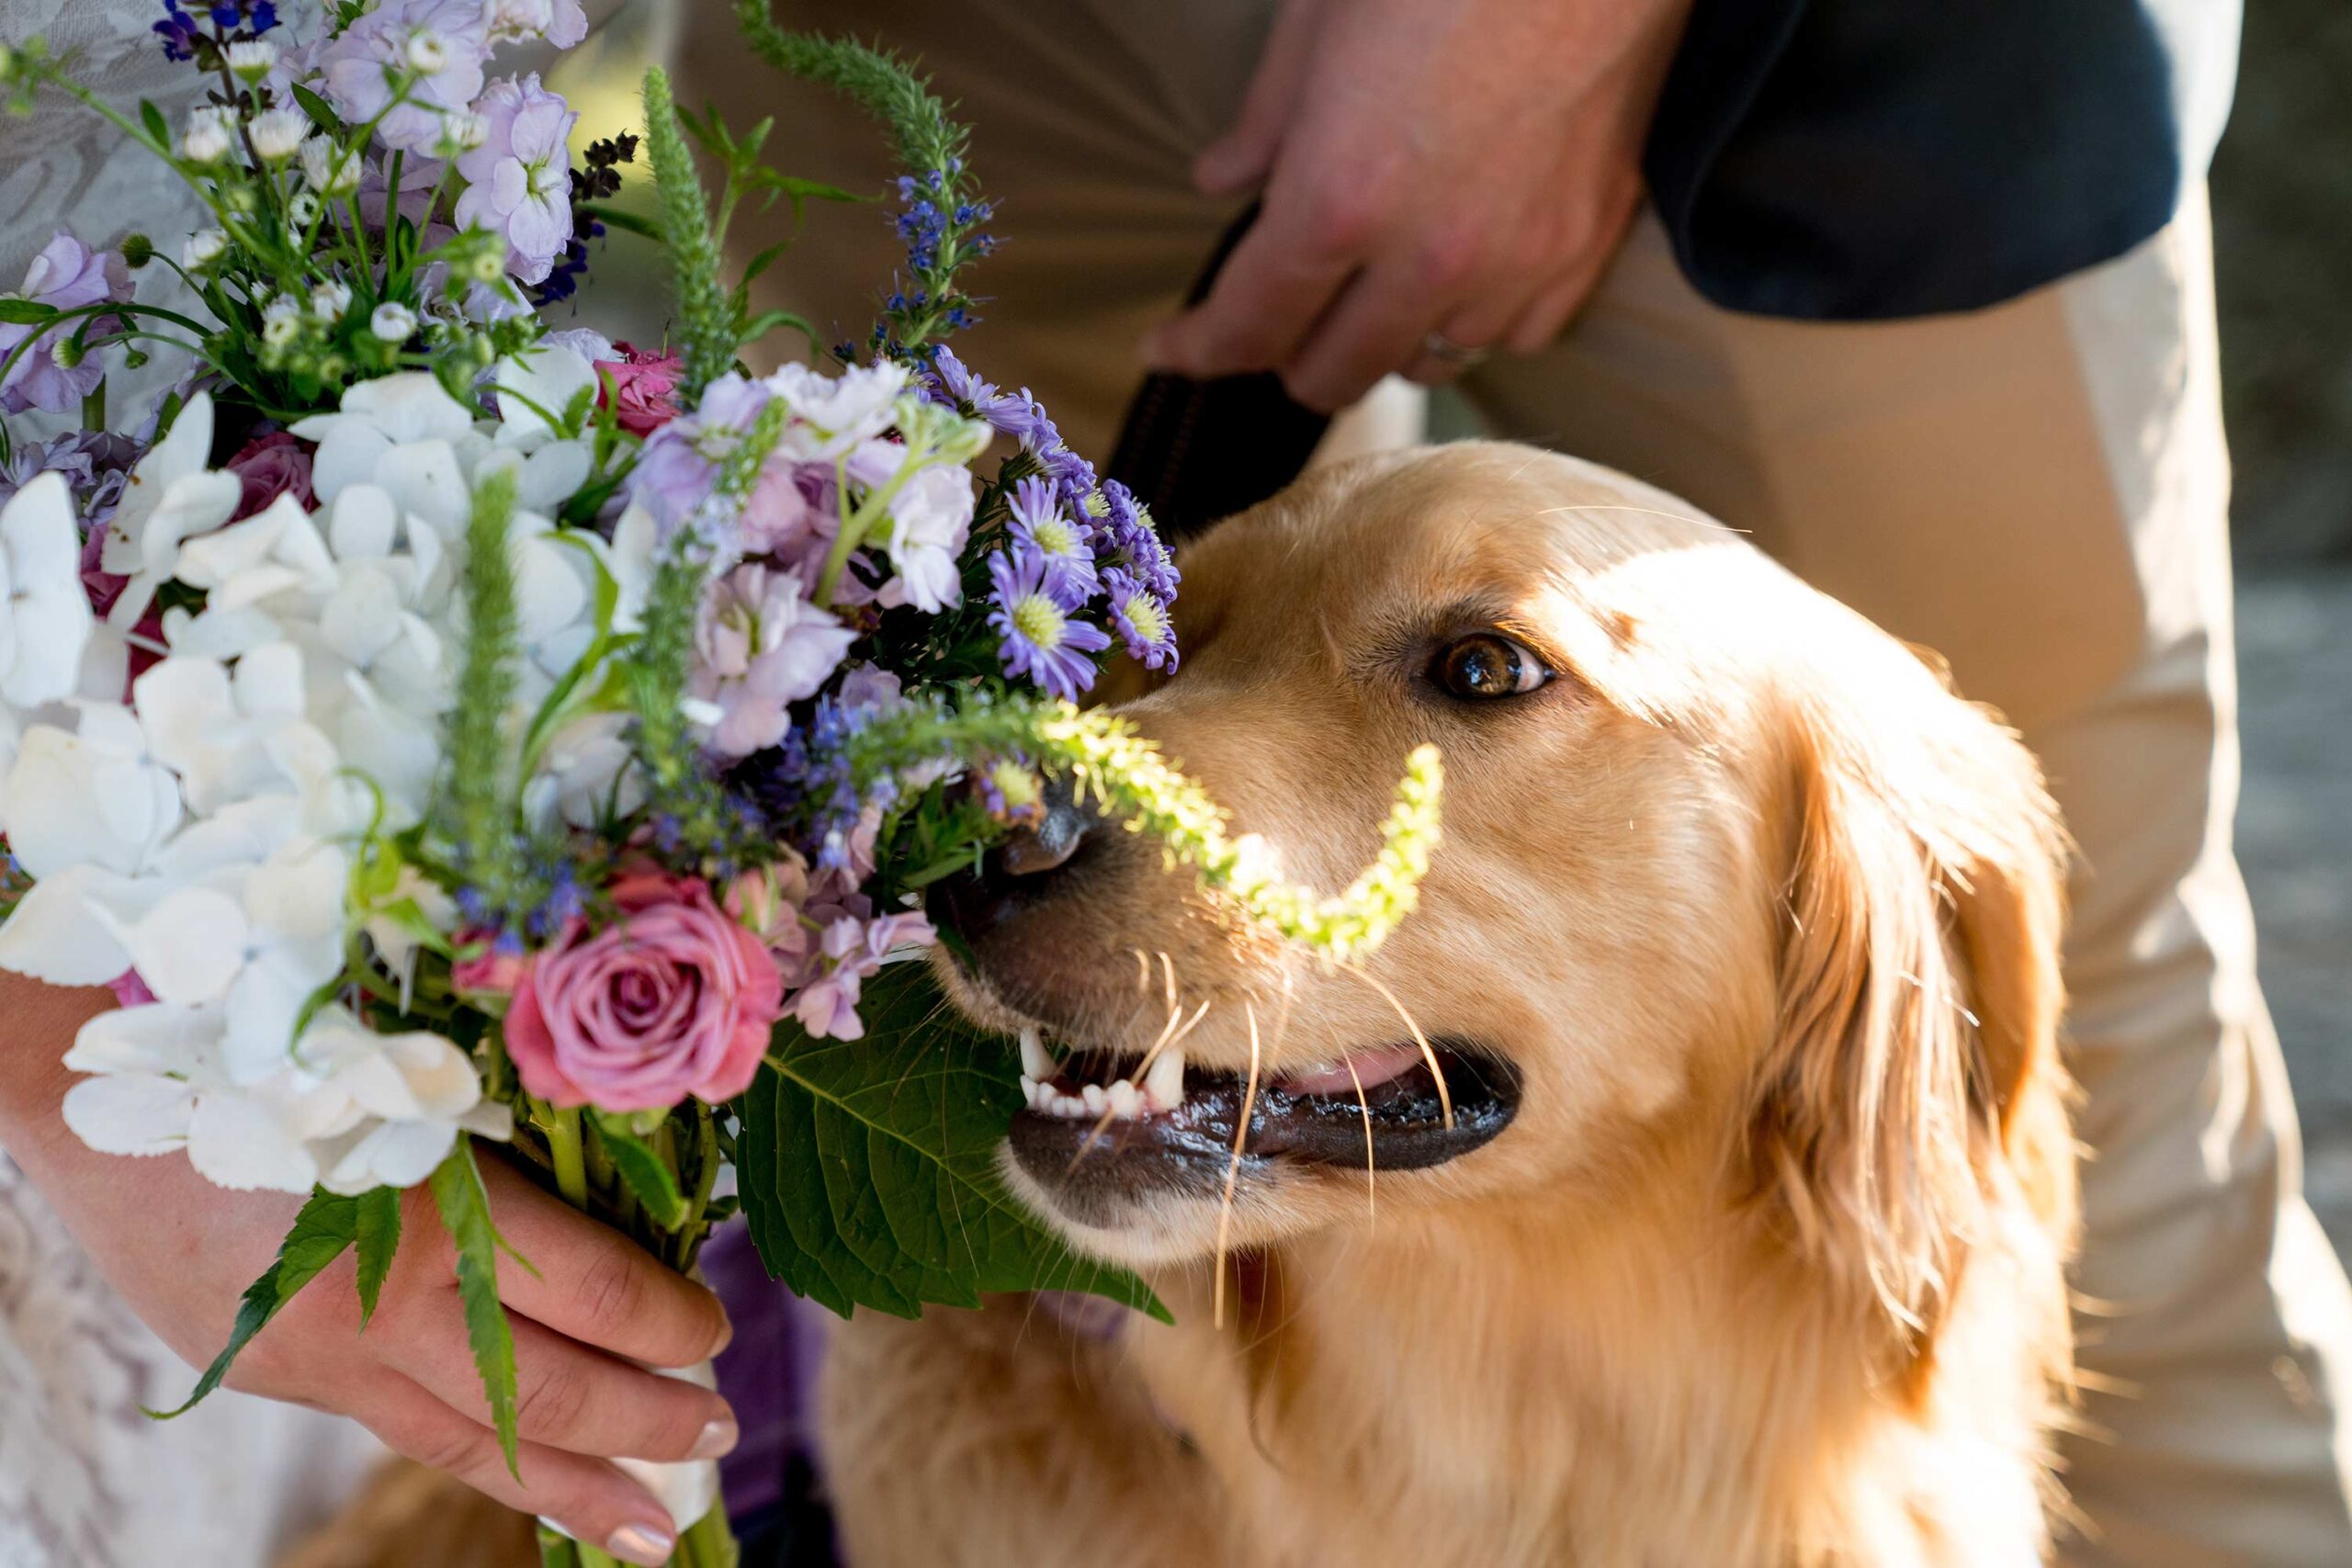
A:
[{"left": 0, "top": 4, "right": 1441, "bottom": 1562}]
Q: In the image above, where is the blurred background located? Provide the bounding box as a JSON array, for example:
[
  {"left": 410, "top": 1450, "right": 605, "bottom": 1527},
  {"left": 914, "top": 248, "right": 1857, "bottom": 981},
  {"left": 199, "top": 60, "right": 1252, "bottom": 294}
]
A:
[{"left": 563, "top": 0, "right": 2352, "bottom": 1246}]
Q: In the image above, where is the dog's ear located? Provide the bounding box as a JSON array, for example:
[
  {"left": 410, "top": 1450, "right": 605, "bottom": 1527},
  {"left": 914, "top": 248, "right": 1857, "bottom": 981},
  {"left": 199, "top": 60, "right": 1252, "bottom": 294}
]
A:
[{"left": 1746, "top": 670, "right": 2071, "bottom": 1341}]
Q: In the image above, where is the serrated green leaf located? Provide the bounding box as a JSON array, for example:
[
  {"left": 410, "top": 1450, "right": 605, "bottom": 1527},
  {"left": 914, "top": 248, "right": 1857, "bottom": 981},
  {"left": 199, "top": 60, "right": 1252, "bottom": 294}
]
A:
[
  {"left": 597, "top": 1122, "right": 691, "bottom": 1230},
  {"left": 354, "top": 1185, "right": 403, "bottom": 1327},
  {"left": 430, "top": 1143, "right": 522, "bottom": 1476},
  {"left": 152, "top": 1189, "right": 361, "bottom": 1419},
  {"left": 736, "top": 965, "right": 1168, "bottom": 1323}
]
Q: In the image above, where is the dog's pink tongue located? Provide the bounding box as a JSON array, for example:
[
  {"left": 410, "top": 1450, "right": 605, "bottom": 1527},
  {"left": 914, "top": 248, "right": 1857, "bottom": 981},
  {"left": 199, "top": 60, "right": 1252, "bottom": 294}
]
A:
[{"left": 1277, "top": 1044, "right": 1427, "bottom": 1098}]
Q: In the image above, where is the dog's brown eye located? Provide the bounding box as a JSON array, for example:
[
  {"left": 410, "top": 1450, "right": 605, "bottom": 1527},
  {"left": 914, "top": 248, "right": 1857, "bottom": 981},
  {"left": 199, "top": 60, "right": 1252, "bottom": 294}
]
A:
[{"left": 1433, "top": 634, "right": 1548, "bottom": 699}]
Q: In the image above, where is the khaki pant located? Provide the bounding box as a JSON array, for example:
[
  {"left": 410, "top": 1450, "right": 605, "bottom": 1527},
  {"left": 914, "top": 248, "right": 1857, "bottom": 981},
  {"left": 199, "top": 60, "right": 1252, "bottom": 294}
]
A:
[{"left": 686, "top": 4, "right": 2352, "bottom": 1559}]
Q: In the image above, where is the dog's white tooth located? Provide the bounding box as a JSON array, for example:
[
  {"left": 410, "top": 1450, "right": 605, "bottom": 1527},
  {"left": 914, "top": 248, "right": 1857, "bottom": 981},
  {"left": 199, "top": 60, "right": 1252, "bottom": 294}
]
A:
[
  {"left": 1020, "top": 1076, "right": 1041, "bottom": 1109},
  {"left": 1106, "top": 1079, "right": 1142, "bottom": 1120},
  {"left": 1057, "top": 1089, "right": 1091, "bottom": 1121},
  {"left": 1143, "top": 1045, "right": 1185, "bottom": 1112},
  {"left": 1019, "top": 1028, "right": 1053, "bottom": 1082},
  {"left": 1080, "top": 1083, "right": 1109, "bottom": 1115}
]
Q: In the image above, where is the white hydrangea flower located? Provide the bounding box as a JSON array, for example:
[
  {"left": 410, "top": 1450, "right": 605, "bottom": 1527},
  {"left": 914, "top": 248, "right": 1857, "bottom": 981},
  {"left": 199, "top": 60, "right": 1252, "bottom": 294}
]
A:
[
  {"left": 492, "top": 342, "right": 600, "bottom": 452},
  {"left": 289, "top": 372, "right": 487, "bottom": 513},
  {"left": 0, "top": 471, "right": 94, "bottom": 708},
  {"left": 62, "top": 1000, "right": 506, "bottom": 1195},
  {"left": 100, "top": 393, "right": 243, "bottom": 630}
]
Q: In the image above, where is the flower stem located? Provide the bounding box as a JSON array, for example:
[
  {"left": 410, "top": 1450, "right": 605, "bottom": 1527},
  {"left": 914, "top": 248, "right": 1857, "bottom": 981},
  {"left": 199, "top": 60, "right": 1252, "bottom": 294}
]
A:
[
  {"left": 547, "top": 1106, "right": 590, "bottom": 1210},
  {"left": 678, "top": 1503, "right": 741, "bottom": 1568}
]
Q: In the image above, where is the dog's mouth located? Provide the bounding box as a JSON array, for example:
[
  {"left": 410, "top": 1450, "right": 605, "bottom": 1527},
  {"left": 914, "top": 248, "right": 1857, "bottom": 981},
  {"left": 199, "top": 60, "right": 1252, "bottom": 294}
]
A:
[{"left": 1006, "top": 1031, "right": 1521, "bottom": 1194}]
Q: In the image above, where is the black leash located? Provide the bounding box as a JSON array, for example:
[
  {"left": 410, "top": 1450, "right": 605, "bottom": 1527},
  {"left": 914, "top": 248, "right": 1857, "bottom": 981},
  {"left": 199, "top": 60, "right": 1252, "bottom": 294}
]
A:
[{"left": 1105, "top": 205, "right": 1333, "bottom": 545}]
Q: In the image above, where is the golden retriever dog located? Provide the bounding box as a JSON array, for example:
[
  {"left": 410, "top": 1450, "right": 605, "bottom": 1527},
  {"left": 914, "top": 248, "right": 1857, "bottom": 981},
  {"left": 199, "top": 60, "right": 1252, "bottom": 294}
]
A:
[
  {"left": 831, "top": 442, "right": 2079, "bottom": 1568},
  {"left": 292, "top": 441, "right": 2075, "bottom": 1567}
]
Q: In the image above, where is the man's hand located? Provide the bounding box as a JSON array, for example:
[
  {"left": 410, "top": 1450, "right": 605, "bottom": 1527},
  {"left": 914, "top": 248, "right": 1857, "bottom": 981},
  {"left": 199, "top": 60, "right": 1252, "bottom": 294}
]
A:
[
  {"left": 1142, "top": 0, "right": 1691, "bottom": 412},
  {"left": 0, "top": 978, "right": 729, "bottom": 1568}
]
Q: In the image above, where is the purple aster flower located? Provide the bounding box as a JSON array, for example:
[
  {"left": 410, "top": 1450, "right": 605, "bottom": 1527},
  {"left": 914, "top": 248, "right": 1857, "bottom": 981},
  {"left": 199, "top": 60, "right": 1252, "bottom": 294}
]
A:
[
  {"left": 312, "top": 0, "right": 492, "bottom": 154},
  {"left": 1006, "top": 475, "right": 1097, "bottom": 601},
  {"left": 988, "top": 548, "right": 1111, "bottom": 702},
  {"left": 1102, "top": 567, "right": 1178, "bottom": 672},
  {"left": 453, "top": 74, "right": 576, "bottom": 286},
  {"left": 1097, "top": 479, "right": 1181, "bottom": 603},
  {"left": 0, "top": 232, "right": 131, "bottom": 416}
]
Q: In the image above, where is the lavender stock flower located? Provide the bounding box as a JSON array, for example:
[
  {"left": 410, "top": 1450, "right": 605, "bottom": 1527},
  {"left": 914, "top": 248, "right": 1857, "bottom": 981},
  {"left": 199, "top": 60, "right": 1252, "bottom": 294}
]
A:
[
  {"left": 454, "top": 73, "right": 576, "bottom": 286},
  {"left": 313, "top": 0, "right": 491, "bottom": 153},
  {"left": 988, "top": 547, "right": 1110, "bottom": 702},
  {"left": 0, "top": 232, "right": 130, "bottom": 415}
]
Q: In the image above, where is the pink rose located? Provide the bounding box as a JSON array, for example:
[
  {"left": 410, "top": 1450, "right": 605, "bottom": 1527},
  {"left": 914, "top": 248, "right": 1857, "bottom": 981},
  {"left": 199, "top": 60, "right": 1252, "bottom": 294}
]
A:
[
  {"left": 225, "top": 431, "right": 315, "bottom": 520},
  {"left": 451, "top": 930, "right": 526, "bottom": 997},
  {"left": 503, "top": 872, "right": 785, "bottom": 1111},
  {"left": 600, "top": 344, "right": 685, "bottom": 436}
]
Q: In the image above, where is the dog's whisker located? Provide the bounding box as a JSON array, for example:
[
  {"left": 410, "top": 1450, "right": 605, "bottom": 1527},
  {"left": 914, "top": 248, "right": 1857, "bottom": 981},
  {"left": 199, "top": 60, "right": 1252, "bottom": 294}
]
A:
[
  {"left": 1159, "top": 951, "right": 1178, "bottom": 1014},
  {"left": 1343, "top": 1052, "right": 1377, "bottom": 1225},
  {"left": 1347, "top": 964, "right": 1453, "bottom": 1130},
  {"left": 1070, "top": 998, "right": 1214, "bottom": 1167},
  {"left": 1213, "top": 1001, "right": 1265, "bottom": 1332}
]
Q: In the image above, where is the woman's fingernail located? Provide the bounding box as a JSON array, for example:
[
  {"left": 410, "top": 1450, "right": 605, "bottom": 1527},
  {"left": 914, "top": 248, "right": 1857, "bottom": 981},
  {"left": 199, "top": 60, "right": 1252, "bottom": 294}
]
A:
[
  {"left": 709, "top": 1305, "right": 733, "bottom": 1356},
  {"left": 692, "top": 1412, "right": 740, "bottom": 1459},
  {"left": 606, "top": 1523, "right": 676, "bottom": 1566}
]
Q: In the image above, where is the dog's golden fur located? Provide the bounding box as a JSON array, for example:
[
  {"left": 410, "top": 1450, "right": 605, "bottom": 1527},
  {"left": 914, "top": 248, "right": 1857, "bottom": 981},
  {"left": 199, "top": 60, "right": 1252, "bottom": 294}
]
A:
[
  {"left": 293, "top": 442, "right": 2076, "bottom": 1567},
  {"left": 831, "top": 444, "right": 2077, "bottom": 1567}
]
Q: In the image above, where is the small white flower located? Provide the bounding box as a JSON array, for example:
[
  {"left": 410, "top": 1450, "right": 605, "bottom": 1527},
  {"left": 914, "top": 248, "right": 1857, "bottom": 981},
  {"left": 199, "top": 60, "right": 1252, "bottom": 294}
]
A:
[
  {"left": 181, "top": 228, "right": 229, "bottom": 270},
  {"left": 492, "top": 342, "right": 599, "bottom": 451},
  {"left": 311, "top": 279, "right": 354, "bottom": 323},
  {"left": 370, "top": 301, "right": 419, "bottom": 343},
  {"left": 436, "top": 109, "right": 489, "bottom": 156},
  {"left": 404, "top": 28, "right": 451, "bottom": 75},
  {"left": 177, "top": 107, "right": 236, "bottom": 165},
  {"left": 288, "top": 190, "right": 322, "bottom": 228},
  {"left": 0, "top": 473, "right": 93, "bottom": 711},
  {"left": 875, "top": 461, "right": 976, "bottom": 615},
  {"left": 261, "top": 298, "right": 302, "bottom": 349},
  {"left": 225, "top": 39, "right": 277, "bottom": 80},
  {"left": 300, "top": 135, "right": 359, "bottom": 197},
  {"left": 248, "top": 107, "right": 310, "bottom": 163}
]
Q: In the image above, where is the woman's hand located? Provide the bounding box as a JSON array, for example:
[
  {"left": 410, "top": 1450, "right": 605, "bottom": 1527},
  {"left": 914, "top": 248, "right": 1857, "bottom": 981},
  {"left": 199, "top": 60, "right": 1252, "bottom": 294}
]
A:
[
  {"left": 0, "top": 977, "right": 731, "bottom": 1567},
  {"left": 1143, "top": 0, "right": 1691, "bottom": 411}
]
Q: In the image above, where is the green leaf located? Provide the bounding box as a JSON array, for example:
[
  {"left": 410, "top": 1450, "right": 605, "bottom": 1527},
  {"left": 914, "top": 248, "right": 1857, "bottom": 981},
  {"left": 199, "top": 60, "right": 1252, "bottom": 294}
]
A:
[
  {"left": 354, "top": 1185, "right": 403, "bottom": 1327},
  {"left": 578, "top": 201, "right": 664, "bottom": 242},
  {"left": 596, "top": 1122, "right": 691, "bottom": 1231},
  {"left": 430, "top": 1143, "right": 523, "bottom": 1476},
  {"left": 138, "top": 98, "right": 168, "bottom": 149},
  {"left": 152, "top": 1189, "right": 362, "bottom": 1418},
  {"left": 737, "top": 308, "right": 818, "bottom": 355},
  {"left": 736, "top": 965, "right": 1168, "bottom": 1323},
  {"left": 0, "top": 299, "right": 59, "bottom": 324},
  {"left": 290, "top": 83, "right": 347, "bottom": 138}
]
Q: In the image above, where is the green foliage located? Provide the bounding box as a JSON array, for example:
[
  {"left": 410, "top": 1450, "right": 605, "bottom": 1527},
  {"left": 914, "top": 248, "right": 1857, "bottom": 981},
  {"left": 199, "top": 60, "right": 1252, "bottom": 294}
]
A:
[
  {"left": 597, "top": 1122, "right": 692, "bottom": 1231},
  {"left": 430, "top": 1142, "right": 523, "bottom": 1476},
  {"left": 151, "top": 1188, "right": 370, "bottom": 1418},
  {"left": 440, "top": 468, "right": 530, "bottom": 916},
  {"left": 354, "top": 1185, "right": 403, "bottom": 1327},
  {"left": 846, "top": 695, "right": 1445, "bottom": 963},
  {"left": 733, "top": 4, "right": 991, "bottom": 349},
  {"left": 738, "top": 964, "right": 1167, "bottom": 1320},
  {"left": 639, "top": 66, "right": 735, "bottom": 403}
]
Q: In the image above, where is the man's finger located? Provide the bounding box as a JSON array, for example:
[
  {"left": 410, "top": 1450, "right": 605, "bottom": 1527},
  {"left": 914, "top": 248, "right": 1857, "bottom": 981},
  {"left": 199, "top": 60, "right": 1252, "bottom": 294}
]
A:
[
  {"left": 1193, "top": 0, "right": 1330, "bottom": 195},
  {"left": 476, "top": 1156, "right": 731, "bottom": 1369},
  {"left": 356, "top": 1370, "right": 681, "bottom": 1568},
  {"left": 392, "top": 1306, "right": 738, "bottom": 1463},
  {"left": 1278, "top": 253, "right": 1504, "bottom": 412}
]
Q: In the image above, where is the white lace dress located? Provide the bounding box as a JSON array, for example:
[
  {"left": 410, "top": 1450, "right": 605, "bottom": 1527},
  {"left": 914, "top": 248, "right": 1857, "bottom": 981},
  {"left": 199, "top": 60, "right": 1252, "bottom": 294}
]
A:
[{"left": 2, "top": 5, "right": 374, "bottom": 1563}]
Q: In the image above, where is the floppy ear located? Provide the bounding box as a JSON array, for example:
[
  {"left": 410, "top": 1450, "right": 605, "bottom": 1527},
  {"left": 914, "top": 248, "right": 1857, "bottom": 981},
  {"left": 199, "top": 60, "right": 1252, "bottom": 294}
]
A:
[{"left": 1746, "top": 672, "right": 2073, "bottom": 1341}]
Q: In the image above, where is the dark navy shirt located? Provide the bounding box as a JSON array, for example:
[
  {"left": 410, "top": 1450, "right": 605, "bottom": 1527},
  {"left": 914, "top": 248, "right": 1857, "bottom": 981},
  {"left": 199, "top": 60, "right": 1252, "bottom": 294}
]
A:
[{"left": 1645, "top": 0, "right": 2241, "bottom": 318}]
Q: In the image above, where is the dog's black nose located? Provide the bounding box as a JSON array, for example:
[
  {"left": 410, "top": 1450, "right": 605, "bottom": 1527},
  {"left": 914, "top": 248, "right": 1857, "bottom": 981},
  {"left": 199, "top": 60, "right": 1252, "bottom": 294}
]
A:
[{"left": 928, "top": 776, "right": 1100, "bottom": 935}]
